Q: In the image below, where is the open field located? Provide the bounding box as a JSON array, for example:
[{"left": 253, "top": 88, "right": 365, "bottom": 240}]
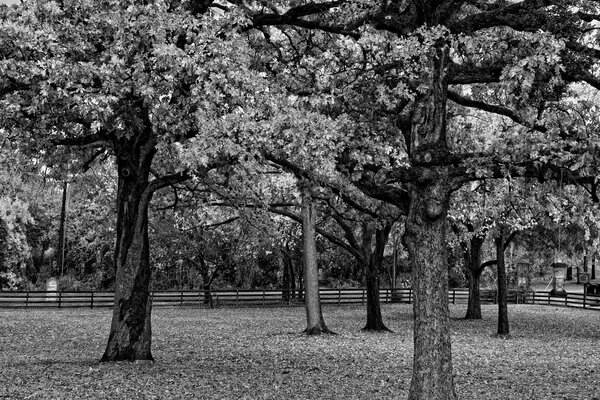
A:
[{"left": 0, "top": 304, "right": 599, "bottom": 400}]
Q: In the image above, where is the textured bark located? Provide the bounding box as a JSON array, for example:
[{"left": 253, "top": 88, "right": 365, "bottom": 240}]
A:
[
  {"left": 495, "top": 232, "right": 510, "bottom": 336},
  {"left": 464, "top": 235, "right": 484, "bottom": 320},
  {"left": 101, "top": 126, "right": 157, "bottom": 362},
  {"left": 301, "top": 185, "right": 332, "bottom": 335},
  {"left": 363, "top": 225, "right": 392, "bottom": 332},
  {"left": 403, "top": 38, "right": 457, "bottom": 400},
  {"left": 465, "top": 268, "right": 482, "bottom": 319},
  {"left": 404, "top": 178, "right": 456, "bottom": 400}
]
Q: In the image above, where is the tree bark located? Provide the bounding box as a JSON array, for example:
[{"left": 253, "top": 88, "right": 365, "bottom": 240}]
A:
[
  {"left": 101, "top": 125, "right": 157, "bottom": 362},
  {"left": 301, "top": 184, "right": 332, "bottom": 335},
  {"left": 402, "top": 37, "right": 457, "bottom": 400},
  {"left": 363, "top": 225, "right": 392, "bottom": 332},
  {"left": 465, "top": 268, "right": 482, "bottom": 319},
  {"left": 495, "top": 230, "right": 510, "bottom": 337},
  {"left": 464, "top": 235, "right": 484, "bottom": 320},
  {"left": 404, "top": 178, "right": 456, "bottom": 400}
]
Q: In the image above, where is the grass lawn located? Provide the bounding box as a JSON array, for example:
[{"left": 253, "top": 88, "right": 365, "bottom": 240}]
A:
[{"left": 0, "top": 304, "right": 599, "bottom": 399}]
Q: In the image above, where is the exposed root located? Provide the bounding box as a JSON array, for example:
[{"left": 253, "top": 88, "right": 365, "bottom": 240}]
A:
[
  {"left": 303, "top": 326, "right": 337, "bottom": 335},
  {"left": 361, "top": 324, "right": 393, "bottom": 333}
]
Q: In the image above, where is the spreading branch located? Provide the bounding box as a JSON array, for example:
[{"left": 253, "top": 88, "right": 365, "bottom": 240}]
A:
[{"left": 447, "top": 90, "right": 547, "bottom": 132}]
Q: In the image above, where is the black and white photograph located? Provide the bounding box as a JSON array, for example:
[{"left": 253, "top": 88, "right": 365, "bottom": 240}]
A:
[{"left": 1, "top": 0, "right": 599, "bottom": 398}]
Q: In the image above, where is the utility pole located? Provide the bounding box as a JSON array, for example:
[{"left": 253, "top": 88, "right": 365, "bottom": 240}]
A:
[{"left": 57, "top": 181, "right": 68, "bottom": 277}]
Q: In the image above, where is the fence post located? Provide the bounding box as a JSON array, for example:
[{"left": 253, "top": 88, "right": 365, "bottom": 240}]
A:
[
  {"left": 262, "top": 290, "right": 265, "bottom": 306},
  {"left": 362, "top": 289, "right": 365, "bottom": 305},
  {"left": 26, "top": 291, "right": 29, "bottom": 308},
  {"left": 236, "top": 290, "right": 239, "bottom": 307},
  {"left": 58, "top": 291, "right": 62, "bottom": 308},
  {"left": 91, "top": 291, "right": 94, "bottom": 309},
  {"left": 565, "top": 293, "right": 568, "bottom": 307},
  {"left": 548, "top": 292, "right": 551, "bottom": 305},
  {"left": 452, "top": 290, "right": 456, "bottom": 304},
  {"left": 338, "top": 289, "right": 341, "bottom": 305},
  {"left": 180, "top": 291, "right": 184, "bottom": 308}
]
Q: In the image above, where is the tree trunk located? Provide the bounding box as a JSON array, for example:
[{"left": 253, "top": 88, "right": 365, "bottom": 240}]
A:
[
  {"left": 363, "top": 259, "right": 388, "bottom": 332},
  {"left": 363, "top": 225, "right": 392, "bottom": 332},
  {"left": 592, "top": 255, "right": 597, "bottom": 280},
  {"left": 101, "top": 128, "right": 157, "bottom": 362},
  {"left": 464, "top": 235, "right": 484, "bottom": 320},
  {"left": 203, "top": 283, "right": 212, "bottom": 306},
  {"left": 465, "top": 268, "right": 482, "bottom": 319},
  {"left": 495, "top": 231, "right": 509, "bottom": 337},
  {"left": 404, "top": 179, "right": 456, "bottom": 400},
  {"left": 301, "top": 184, "right": 332, "bottom": 335},
  {"left": 401, "top": 35, "right": 457, "bottom": 400}
]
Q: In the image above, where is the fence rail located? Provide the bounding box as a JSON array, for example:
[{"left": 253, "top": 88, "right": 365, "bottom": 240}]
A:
[{"left": 1, "top": 288, "right": 598, "bottom": 310}]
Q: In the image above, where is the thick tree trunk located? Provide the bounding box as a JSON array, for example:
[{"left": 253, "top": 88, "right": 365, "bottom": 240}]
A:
[
  {"left": 495, "top": 232, "right": 509, "bottom": 337},
  {"left": 301, "top": 184, "right": 332, "bottom": 335},
  {"left": 402, "top": 36, "right": 457, "bottom": 399},
  {"left": 101, "top": 129, "right": 157, "bottom": 362},
  {"left": 465, "top": 235, "right": 484, "bottom": 319},
  {"left": 363, "top": 225, "right": 392, "bottom": 332},
  {"left": 465, "top": 268, "right": 482, "bottom": 319},
  {"left": 363, "top": 262, "right": 389, "bottom": 332},
  {"left": 404, "top": 179, "right": 456, "bottom": 400}
]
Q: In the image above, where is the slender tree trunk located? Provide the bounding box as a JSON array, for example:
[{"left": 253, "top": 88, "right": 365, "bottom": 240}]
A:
[
  {"left": 495, "top": 231, "right": 509, "bottom": 337},
  {"left": 592, "top": 255, "right": 597, "bottom": 280},
  {"left": 101, "top": 127, "right": 157, "bottom": 362},
  {"left": 203, "top": 283, "right": 211, "bottom": 305},
  {"left": 363, "top": 225, "right": 392, "bottom": 332},
  {"left": 301, "top": 184, "right": 332, "bottom": 335},
  {"left": 404, "top": 179, "right": 456, "bottom": 400},
  {"left": 282, "top": 250, "right": 290, "bottom": 302}
]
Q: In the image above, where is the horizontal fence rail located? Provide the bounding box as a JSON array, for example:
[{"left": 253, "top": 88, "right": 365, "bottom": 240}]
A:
[{"left": 1, "top": 288, "right": 599, "bottom": 310}]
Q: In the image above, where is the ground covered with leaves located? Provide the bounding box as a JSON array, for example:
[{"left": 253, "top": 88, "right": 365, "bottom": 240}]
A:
[{"left": 0, "top": 304, "right": 598, "bottom": 399}]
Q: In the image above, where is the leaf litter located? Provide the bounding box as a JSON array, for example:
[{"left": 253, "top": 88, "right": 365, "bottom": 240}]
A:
[{"left": 0, "top": 304, "right": 598, "bottom": 399}]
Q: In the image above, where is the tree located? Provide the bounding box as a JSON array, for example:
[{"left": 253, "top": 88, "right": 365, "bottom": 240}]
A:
[
  {"left": 300, "top": 182, "right": 333, "bottom": 334},
  {"left": 0, "top": 0, "right": 264, "bottom": 361},
  {"left": 246, "top": 2, "right": 600, "bottom": 398}
]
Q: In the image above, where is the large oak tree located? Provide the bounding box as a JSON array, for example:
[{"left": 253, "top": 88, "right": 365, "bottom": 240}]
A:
[
  {"left": 0, "top": 0, "right": 266, "bottom": 361},
  {"left": 245, "top": 1, "right": 600, "bottom": 398}
]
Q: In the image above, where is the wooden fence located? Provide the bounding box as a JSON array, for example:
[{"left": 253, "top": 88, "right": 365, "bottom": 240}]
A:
[{"left": 0, "top": 288, "right": 598, "bottom": 310}]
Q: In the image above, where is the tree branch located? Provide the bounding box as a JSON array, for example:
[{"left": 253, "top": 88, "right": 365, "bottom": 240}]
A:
[
  {"left": 447, "top": 90, "right": 547, "bottom": 132},
  {"left": 268, "top": 206, "right": 363, "bottom": 260},
  {"left": 150, "top": 170, "right": 191, "bottom": 192}
]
